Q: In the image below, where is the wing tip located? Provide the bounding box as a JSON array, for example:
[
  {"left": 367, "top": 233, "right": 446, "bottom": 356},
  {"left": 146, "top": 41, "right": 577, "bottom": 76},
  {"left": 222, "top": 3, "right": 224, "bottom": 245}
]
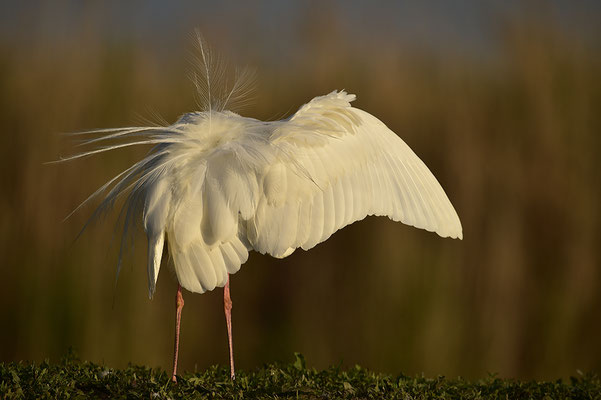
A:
[{"left": 436, "top": 224, "right": 463, "bottom": 240}]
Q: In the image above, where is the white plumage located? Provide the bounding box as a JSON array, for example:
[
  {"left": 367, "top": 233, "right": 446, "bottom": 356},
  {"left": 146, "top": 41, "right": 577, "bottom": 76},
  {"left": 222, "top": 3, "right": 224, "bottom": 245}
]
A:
[
  {"left": 62, "top": 38, "right": 462, "bottom": 381},
  {"left": 67, "top": 90, "right": 462, "bottom": 297}
]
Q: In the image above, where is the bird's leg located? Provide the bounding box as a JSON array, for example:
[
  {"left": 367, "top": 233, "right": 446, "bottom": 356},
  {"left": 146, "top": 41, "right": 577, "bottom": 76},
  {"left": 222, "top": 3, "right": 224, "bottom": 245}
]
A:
[
  {"left": 224, "top": 275, "right": 235, "bottom": 380},
  {"left": 172, "top": 284, "right": 184, "bottom": 383}
]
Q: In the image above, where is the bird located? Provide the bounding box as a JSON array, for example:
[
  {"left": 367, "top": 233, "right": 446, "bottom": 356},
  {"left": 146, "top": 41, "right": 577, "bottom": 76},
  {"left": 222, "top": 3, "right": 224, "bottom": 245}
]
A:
[{"left": 62, "top": 37, "right": 462, "bottom": 383}]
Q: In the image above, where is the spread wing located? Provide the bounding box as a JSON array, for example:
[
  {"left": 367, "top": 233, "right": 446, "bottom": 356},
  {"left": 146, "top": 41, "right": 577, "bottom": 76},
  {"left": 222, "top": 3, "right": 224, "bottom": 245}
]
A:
[{"left": 244, "top": 91, "right": 462, "bottom": 259}]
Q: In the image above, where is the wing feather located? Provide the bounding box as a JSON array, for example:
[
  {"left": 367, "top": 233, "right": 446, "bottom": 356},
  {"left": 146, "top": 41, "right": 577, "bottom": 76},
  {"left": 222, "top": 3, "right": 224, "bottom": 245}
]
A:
[
  {"left": 321, "top": 184, "right": 336, "bottom": 242},
  {"left": 332, "top": 176, "right": 345, "bottom": 229},
  {"left": 304, "top": 189, "right": 324, "bottom": 250},
  {"left": 188, "top": 242, "right": 216, "bottom": 291},
  {"left": 208, "top": 246, "right": 227, "bottom": 287},
  {"left": 143, "top": 176, "right": 171, "bottom": 298}
]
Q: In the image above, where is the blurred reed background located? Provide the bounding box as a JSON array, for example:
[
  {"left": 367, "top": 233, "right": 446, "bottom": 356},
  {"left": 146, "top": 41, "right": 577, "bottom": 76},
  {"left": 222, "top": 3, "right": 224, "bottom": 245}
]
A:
[{"left": 1, "top": 0, "right": 600, "bottom": 380}]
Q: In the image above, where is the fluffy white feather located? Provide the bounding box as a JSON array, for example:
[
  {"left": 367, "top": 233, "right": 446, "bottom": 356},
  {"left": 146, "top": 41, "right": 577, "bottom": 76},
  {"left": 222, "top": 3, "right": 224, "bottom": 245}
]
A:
[{"left": 67, "top": 89, "right": 462, "bottom": 297}]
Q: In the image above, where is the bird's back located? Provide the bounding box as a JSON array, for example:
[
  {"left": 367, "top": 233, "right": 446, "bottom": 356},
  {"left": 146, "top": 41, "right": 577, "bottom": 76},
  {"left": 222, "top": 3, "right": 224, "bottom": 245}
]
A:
[{"left": 141, "top": 91, "right": 461, "bottom": 295}]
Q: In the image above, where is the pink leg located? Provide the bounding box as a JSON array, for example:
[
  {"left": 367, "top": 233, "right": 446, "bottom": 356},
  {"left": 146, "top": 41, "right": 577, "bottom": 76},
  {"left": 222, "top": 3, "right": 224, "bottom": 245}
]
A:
[
  {"left": 224, "top": 275, "right": 235, "bottom": 380},
  {"left": 172, "top": 284, "right": 184, "bottom": 383}
]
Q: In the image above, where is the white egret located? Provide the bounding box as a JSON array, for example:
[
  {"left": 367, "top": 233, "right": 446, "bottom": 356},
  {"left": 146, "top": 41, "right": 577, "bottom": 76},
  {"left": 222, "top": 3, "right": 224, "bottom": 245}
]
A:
[{"left": 63, "top": 39, "right": 462, "bottom": 383}]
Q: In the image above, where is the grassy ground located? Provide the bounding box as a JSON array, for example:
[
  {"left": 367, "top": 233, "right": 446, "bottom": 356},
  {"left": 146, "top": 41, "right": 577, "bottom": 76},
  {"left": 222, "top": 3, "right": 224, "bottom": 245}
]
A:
[{"left": 1, "top": 353, "right": 599, "bottom": 399}]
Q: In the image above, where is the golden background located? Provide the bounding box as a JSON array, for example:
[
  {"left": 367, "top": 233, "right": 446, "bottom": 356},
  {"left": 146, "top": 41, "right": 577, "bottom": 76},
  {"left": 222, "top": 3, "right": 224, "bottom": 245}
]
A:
[{"left": 1, "top": 1, "right": 599, "bottom": 379}]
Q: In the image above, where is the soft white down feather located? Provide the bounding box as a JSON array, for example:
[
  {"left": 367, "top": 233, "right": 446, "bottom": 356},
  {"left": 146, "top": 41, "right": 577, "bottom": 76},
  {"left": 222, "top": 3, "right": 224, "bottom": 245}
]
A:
[{"left": 65, "top": 90, "right": 462, "bottom": 297}]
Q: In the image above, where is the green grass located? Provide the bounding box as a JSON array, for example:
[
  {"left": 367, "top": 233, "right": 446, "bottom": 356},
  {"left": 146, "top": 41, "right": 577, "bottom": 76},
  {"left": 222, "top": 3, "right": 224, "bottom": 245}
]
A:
[{"left": 1, "top": 353, "right": 599, "bottom": 399}]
